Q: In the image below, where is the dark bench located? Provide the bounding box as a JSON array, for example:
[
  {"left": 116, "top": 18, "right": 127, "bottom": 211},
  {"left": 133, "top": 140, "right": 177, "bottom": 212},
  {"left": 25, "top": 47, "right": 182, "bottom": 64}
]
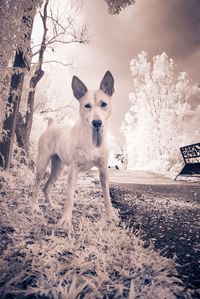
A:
[{"left": 174, "top": 142, "right": 200, "bottom": 181}]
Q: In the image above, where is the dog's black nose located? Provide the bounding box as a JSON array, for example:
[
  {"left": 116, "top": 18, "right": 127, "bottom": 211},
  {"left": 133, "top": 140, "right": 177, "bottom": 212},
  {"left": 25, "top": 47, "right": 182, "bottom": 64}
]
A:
[{"left": 92, "top": 120, "right": 102, "bottom": 128}]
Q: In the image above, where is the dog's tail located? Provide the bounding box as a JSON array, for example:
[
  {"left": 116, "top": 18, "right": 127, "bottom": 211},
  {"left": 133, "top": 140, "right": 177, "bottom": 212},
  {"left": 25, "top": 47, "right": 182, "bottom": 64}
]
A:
[{"left": 44, "top": 117, "right": 54, "bottom": 128}]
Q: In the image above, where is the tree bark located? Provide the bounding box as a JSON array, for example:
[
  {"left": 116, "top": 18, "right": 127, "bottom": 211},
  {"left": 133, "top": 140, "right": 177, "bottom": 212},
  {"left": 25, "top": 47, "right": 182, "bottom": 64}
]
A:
[
  {"left": 15, "top": 111, "right": 26, "bottom": 149},
  {"left": 15, "top": 68, "right": 44, "bottom": 152},
  {"left": 0, "top": 51, "right": 26, "bottom": 169}
]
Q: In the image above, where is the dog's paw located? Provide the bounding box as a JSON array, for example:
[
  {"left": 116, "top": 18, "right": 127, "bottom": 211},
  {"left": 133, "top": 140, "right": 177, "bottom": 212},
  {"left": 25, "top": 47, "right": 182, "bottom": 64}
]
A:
[
  {"left": 108, "top": 208, "right": 120, "bottom": 223},
  {"left": 49, "top": 201, "right": 59, "bottom": 210},
  {"left": 32, "top": 204, "right": 43, "bottom": 215},
  {"left": 57, "top": 215, "right": 72, "bottom": 229}
]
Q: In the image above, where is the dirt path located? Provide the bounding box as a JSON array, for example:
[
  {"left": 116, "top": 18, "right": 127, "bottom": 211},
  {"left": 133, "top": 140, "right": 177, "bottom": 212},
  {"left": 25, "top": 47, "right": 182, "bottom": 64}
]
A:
[
  {"left": 90, "top": 169, "right": 200, "bottom": 298},
  {"left": 108, "top": 169, "right": 174, "bottom": 185}
]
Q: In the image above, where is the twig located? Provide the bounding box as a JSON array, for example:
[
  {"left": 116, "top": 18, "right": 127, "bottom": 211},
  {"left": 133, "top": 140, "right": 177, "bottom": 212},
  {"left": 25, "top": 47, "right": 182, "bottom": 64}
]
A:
[
  {"left": 31, "top": 60, "right": 73, "bottom": 67},
  {"left": 40, "top": 102, "right": 75, "bottom": 114}
]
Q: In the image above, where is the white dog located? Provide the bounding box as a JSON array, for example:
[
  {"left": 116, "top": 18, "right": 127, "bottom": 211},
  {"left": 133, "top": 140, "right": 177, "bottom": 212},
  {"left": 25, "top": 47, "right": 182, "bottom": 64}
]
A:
[{"left": 32, "top": 71, "right": 118, "bottom": 226}]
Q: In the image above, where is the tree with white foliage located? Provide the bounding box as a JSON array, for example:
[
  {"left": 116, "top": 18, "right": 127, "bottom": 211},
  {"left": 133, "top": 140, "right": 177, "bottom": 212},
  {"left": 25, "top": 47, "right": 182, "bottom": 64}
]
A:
[{"left": 121, "top": 51, "right": 192, "bottom": 174}]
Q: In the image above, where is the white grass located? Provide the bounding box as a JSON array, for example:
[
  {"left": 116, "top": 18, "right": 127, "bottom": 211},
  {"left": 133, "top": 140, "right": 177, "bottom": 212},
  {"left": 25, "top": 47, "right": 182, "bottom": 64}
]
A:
[{"left": 0, "top": 159, "right": 192, "bottom": 298}]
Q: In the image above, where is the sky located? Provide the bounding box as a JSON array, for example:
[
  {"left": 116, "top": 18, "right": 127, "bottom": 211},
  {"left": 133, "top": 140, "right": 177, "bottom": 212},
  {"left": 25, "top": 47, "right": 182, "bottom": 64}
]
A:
[{"left": 33, "top": 0, "right": 200, "bottom": 140}]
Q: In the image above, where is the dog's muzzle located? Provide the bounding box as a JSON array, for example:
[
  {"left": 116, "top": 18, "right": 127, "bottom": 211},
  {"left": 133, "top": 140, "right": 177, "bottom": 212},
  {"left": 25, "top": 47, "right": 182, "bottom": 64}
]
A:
[{"left": 92, "top": 120, "right": 102, "bottom": 147}]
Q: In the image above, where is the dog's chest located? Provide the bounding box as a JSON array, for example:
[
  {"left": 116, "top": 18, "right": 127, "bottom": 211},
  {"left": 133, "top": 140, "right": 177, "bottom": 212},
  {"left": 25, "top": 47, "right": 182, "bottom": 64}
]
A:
[{"left": 73, "top": 145, "right": 101, "bottom": 171}]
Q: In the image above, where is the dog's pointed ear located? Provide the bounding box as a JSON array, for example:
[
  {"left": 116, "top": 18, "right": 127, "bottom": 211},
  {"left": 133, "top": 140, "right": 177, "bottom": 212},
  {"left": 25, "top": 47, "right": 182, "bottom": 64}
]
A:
[
  {"left": 72, "top": 76, "right": 88, "bottom": 100},
  {"left": 100, "top": 71, "right": 114, "bottom": 96}
]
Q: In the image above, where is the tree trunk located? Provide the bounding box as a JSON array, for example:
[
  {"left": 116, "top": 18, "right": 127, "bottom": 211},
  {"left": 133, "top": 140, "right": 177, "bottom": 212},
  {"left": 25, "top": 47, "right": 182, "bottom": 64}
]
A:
[
  {"left": 15, "top": 67, "right": 44, "bottom": 152},
  {"left": 15, "top": 112, "right": 27, "bottom": 149},
  {"left": 15, "top": 0, "right": 48, "bottom": 153},
  {"left": 0, "top": 51, "right": 26, "bottom": 169}
]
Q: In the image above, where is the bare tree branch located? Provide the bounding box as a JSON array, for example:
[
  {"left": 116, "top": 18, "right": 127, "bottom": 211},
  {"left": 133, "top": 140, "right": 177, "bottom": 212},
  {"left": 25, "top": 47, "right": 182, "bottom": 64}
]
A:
[
  {"left": 31, "top": 0, "right": 88, "bottom": 58},
  {"left": 40, "top": 101, "right": 75, "bottom": 114},
  {"left": 31, "top": 60, "right": 73, "bottom": 67}
]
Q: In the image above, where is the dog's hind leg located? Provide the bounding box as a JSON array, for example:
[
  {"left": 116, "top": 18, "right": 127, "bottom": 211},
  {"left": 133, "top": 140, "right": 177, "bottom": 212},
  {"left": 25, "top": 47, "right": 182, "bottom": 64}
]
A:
[
  {"left": 44, "top": 154, "right": 64, "bottom": 209},
  {"left": 32, "top": 153, "right": 51, "bottom": 212}
]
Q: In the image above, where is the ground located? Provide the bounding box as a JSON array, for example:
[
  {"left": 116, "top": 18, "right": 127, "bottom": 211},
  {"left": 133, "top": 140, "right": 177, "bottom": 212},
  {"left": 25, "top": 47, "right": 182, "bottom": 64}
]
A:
[
  {"left": 92, "top": 169, "right": 200, "bottom": 298},
  {"left": 0, "top": 167, "right": 200, "bottom": 298}
]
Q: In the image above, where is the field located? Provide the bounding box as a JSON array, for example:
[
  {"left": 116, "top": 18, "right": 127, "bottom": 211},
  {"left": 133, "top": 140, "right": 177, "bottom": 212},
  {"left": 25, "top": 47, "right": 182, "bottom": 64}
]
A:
[{"left": 0, "top": 162, "right": 198, "bottom": 298}]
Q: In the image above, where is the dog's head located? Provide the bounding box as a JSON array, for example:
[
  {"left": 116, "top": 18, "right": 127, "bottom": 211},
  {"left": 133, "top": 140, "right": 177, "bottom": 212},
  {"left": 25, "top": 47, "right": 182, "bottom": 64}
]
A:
[{"left": 71, "top": 71, "right": 114, "bottom": 147}]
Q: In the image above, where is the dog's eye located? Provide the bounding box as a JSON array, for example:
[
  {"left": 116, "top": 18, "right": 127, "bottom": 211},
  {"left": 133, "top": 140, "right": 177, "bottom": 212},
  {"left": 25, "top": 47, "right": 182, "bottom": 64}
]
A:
[
  {"left": 101, "top": 102, "right": 107, "bottom": 107},
  {"left": 85, "top": 104, "right": 92, "bottom": 109}
]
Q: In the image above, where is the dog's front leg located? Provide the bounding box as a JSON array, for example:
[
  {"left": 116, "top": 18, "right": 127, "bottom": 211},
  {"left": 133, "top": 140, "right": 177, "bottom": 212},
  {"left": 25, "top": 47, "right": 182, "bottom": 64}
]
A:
[
  {"left": 58, "top": 164, "right": 78, "bottom": 227},
  {"left": 98, "top": 166, "right": 119, "bottom": 221}
]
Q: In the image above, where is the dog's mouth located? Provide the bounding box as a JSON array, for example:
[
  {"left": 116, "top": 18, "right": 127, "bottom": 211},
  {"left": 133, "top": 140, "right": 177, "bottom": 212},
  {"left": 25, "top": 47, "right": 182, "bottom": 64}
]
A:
[{"left": 92, "top": 127, "right": 102, "bottom": 147}]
